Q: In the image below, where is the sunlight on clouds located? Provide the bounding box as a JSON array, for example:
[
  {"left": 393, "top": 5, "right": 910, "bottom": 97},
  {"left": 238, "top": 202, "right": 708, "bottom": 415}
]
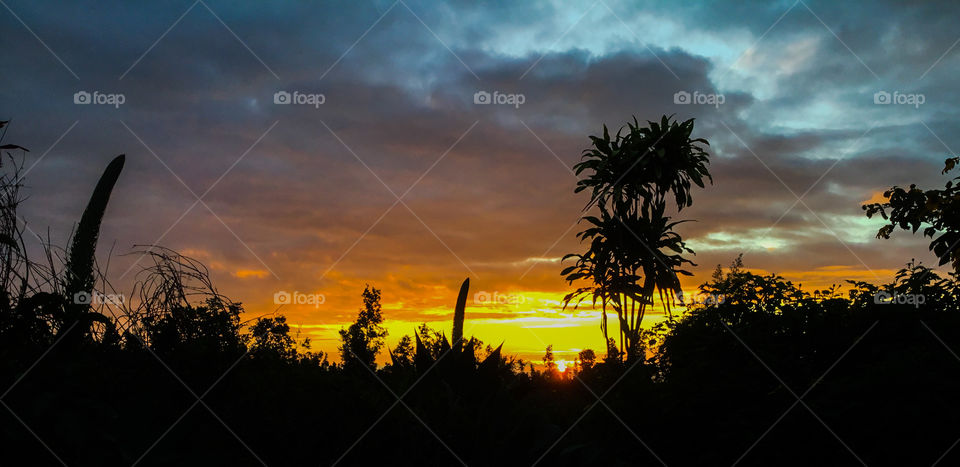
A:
[
  {"left": 743, "top": 35, "right": 820, "bottom": 77},
  {"left": 471, "top": 0, "right": 747, "bottom": 71},
  {"left": 234, "top": 269, "right": 269, "bottom": 279},
  {"left": 762, "top": 99, "right": 854, "bottom": 132},
  {"left": 688, "top": 230, "right": 789, "bottom": 252},
  {"left": 777, "top": 265, "right": 899, "bottom": 289},
  {"left": 818, "top": 213, "right": 887, "bottom": 245},
  {"left": 473, "top": 256, "right": 562, "bottom": 269},
  {"left": 861, "top": 190, "right": 888, "bottom": 205},
  {"left": 517, "top": 256, "right": 562, "bottom": 266},
  {"left": 727, "top": 34, "right": 822, "bottom": 100}
]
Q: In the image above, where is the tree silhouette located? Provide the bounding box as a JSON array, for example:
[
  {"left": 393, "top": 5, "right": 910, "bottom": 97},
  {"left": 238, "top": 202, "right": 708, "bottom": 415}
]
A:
[
  {"left": 339, "top": 285, "right": 388, "bottom": 370},
  {"left": 578, "top": 348, "right": 596, "bottom": 371},
  {"left": 388, "top": 334, "right": 415, "bottom": 368},
  {"left": 249, "top": 315, "right": 299, "bottom": 361},
  {"left": 563, "top": 115, "right": 710, "bottom": 360},
  {"left": 541, "top": 344, "right": 560, "bottom": 379},
  {"left": 698, "top": 254, "right": 805, "bottom": 311}
]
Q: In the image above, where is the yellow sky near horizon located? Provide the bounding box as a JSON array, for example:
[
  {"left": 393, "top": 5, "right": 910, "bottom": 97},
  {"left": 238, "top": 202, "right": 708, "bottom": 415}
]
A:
[{"left": 232, "top": 263, "right": 903, "bottom": 364}]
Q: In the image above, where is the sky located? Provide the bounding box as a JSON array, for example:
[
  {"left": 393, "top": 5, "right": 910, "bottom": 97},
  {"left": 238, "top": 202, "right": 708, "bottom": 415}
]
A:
[{"left": 3, "top": 0, "right": 960, "bottom": 363}]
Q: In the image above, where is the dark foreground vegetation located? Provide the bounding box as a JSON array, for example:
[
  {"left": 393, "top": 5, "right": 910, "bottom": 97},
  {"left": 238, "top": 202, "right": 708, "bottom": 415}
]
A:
[
  {"left": 8, "top": 260, "right": 960, "bottom": 466},
  {"left": 4, "top": 117, "right": 960, "bottom": 466}
]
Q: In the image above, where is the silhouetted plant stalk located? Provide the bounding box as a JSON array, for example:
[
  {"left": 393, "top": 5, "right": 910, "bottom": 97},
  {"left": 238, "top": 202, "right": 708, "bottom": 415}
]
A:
[
  {"left": 0, "top": 127, "right": 291, "bottom": 358},
  {"left": 118, "top": 245, "right": 244, "bottom": 344},
  {"left": 451, "top": 277, "right": 469, "bottom": 345},
  {"left": 562, "top": 115, "right": 711, "bottom": 361},
  {"left": 0, "top": 128, "right": 126, "bottom": 345},
  {"left": 0, "top": 123, "right": 53, "bottom": 306},
  {"left": 127, "top": 246, "right": 228, "bottom": 317},
  {"left": 0, "top": 144, "right": 30, "bottom": 299},
  {"left": 62, "top": 154, "right": 125, "bottom": 343},
  {"left": 394, "top": 278, "right": 505, "bottom": 375}
]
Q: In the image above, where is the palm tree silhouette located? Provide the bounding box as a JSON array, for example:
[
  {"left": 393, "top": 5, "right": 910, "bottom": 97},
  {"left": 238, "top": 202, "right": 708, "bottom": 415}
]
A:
[{"left": 563, "top": 116, "right": 710, "bottom": 360}]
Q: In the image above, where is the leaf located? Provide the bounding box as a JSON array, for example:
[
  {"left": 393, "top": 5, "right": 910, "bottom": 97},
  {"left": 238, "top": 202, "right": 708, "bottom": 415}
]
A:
[
  {"left": 0, "top": 144, "right": 29, "bottom": 152},
  {"left": 451, "top": 278, "right": 469, "bottom": 347},
  {"left": 478, "top": 342, "right": 503, "bottom": 373},
  {"left": 414, "top": 332, "right": 433, "bottom": 373}
]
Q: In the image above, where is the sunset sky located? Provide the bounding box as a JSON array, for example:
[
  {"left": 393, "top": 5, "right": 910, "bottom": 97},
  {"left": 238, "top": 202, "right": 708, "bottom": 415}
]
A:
[{"left": 3, "top": 0, "right": 959, "bottom": 362}]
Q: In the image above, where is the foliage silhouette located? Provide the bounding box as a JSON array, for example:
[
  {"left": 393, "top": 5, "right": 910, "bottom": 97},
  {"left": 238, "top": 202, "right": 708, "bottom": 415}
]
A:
[
  {"left": 391, "top": 279, "right": 515, "bottom": 380},
  {"left": 577, "top": 348, "right": 596, "bottom": 370},
  {"left": 563, "top": 115, "right": 709, "bottom": 360},
  {"left": 339, "top": 285, "right": 388, "bottom": 371},
  {"left": 864, "top": 155, "right": 960, "bottom": 271}
]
